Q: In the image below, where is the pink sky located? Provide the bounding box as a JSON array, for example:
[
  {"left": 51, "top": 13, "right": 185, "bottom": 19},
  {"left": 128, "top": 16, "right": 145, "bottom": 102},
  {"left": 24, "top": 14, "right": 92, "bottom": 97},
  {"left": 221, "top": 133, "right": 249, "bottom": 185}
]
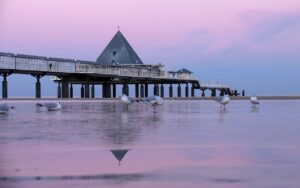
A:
[{"left": 1, "top": 0, "right": 299, "bottom": 60}]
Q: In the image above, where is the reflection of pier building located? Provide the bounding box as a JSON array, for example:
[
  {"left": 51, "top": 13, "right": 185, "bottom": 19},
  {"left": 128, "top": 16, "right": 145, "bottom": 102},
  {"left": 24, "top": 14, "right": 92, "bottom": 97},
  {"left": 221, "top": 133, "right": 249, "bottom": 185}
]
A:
[{"left": 0, "top": 31, "right": 235, "bottom": 98}]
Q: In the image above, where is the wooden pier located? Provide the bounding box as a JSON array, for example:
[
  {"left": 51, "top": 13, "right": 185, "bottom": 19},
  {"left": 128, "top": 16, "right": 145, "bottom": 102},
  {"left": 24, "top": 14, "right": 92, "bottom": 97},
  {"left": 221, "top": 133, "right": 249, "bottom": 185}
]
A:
[{"left": 0, "top": 31, "right": 236, "bottom": 99}]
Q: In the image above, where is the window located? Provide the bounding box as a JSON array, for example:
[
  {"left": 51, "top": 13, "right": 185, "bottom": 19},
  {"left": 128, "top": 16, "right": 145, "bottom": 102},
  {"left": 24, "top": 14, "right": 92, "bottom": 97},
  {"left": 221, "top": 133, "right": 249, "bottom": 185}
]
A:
[{"left": 113, "top": 51, "right": 117, "bottom": 56}]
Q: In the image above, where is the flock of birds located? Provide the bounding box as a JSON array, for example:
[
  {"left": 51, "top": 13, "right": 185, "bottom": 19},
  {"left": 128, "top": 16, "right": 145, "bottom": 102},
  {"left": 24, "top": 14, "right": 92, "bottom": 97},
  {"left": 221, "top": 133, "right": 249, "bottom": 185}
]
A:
[
  {"left": 0, "top": 101, "right": 62, "bottom": 114},
  {"left": 121, "top": 94, "right": 163, "bottom": 113},
  {"left": 217, "top": 95, "right": 260, "bottom": 110},
  {"left": 0, "top": 95, "right": 259, "bottom": 114}
]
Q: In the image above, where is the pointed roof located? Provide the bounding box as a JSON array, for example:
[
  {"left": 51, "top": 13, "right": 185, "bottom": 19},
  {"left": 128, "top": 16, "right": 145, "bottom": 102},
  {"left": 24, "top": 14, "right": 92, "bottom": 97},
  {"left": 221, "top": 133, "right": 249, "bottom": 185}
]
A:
[
  {"left": 177, "top": 68, "right": 193, "bottom": 74},
  {"left": 96, "top": 31, "right": 143, "bottom": 65}
]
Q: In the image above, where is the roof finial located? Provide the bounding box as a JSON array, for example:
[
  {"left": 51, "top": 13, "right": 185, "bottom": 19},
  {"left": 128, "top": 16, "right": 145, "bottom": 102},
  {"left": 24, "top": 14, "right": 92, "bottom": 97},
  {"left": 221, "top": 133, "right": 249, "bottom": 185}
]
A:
[{"left": 117, "top": 25, "right": 120, "bottom": 31}]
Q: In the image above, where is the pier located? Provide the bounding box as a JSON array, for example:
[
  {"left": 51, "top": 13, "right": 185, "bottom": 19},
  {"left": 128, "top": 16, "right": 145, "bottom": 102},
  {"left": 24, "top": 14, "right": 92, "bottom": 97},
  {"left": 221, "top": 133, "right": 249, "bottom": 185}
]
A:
[{"left": 0, "top": 31, "right": 236, "bottom": 99}]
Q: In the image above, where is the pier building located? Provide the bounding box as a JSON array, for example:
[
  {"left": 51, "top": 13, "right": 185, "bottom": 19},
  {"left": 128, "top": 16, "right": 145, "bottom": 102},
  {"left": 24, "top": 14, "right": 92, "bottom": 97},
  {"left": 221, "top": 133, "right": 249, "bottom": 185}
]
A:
[{"left": 0, "top": 31, "right": 235, "bottom": 99}]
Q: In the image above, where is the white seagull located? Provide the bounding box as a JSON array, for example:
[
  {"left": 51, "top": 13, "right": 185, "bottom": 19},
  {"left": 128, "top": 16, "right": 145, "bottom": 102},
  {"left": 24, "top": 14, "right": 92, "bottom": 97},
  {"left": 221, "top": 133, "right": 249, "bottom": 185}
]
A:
[
  {"left": 36, "top": 102, "right": 62, "bottom": 111},
  {"left": 0, "top": 104, "right": 14, "bottom": 114},
  {"left": 120, "top": 95, "right": 163, "bottom": 113},
  {"left": 142, "top": 95, "right": 163, "bottom": 114},
  {"left": 121, "top": 95, "right": 140, "bottom": 105},
  {"left": 250, "top": 96, "right": 259, "bottom": 107},
  {"left": 216, "top": 95, "right": 230, "bottom": 110}
]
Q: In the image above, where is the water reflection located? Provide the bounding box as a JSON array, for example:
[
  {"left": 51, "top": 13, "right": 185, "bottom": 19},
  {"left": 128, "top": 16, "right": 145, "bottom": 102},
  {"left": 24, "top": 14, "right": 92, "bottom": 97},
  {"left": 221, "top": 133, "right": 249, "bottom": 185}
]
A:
[
  {"left": 251, "top": 106, "right": 259, "bottom": 113},
  {"left": 1, "top": 100, "right": 300, "bottom": 188},
  {"left": 110, "top": 149, "right": 129, "bottom": 166}
]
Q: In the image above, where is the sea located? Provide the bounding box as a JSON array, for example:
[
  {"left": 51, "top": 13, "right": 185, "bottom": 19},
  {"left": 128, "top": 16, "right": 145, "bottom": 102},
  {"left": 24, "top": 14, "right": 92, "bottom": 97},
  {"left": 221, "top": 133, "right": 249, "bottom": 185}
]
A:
[{"left": 0, "top": 99, "right": 300, "bottom": 188}]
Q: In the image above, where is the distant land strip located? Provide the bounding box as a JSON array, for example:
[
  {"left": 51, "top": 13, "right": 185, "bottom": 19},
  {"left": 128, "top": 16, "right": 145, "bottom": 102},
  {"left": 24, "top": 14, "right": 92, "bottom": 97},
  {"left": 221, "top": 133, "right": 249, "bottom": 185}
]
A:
[{"left": 1, "top": 96, "right": 300, "bottom": 101}]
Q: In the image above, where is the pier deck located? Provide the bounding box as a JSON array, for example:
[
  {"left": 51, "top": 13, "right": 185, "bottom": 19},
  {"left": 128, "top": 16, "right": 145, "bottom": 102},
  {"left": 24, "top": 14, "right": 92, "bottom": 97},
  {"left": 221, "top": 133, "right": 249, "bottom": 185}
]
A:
[{"left": 0, "top": 52, "right": 232, "bottom": 98}]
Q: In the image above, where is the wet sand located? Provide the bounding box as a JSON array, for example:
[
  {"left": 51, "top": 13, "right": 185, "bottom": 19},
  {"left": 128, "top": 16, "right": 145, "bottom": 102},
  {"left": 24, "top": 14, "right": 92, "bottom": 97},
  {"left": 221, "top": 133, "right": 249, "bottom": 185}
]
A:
[{"left": 0, "top": 100, "right": 300, "bottom": 188}]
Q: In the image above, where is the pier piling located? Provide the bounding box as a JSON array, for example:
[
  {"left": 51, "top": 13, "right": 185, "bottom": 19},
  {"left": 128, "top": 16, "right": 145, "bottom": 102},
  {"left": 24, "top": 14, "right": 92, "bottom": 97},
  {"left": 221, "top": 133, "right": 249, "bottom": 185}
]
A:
[
  {"left": 211, "top": 89, "right": 216, "bottom": 97},
  {"left": 57, "top": 82, "right": 62, "bottom": 98},
  {"left": 91, "top": 84, "right": 95, "bottom": 98},
  {"left": 185, "top": 83, "right": 189, "bottom": 97},
  {"left": 140, "top": 84, "right": 145, "bottom": 98},
  {"left": 70, "top": 84, "right": 73, "bottom": 98},
  {"left": 191, "top": 86, "right": 195, "bottom": 97},
  {"left": 103, "top": 83, "right": 111, "bottom": 98},
  {"left": 201, "top": 89, "right": 205, "bottom": 97},
  {"left": 160, "top": 84, "right": 164, "bottom": 97},
  {"left": 177, "top": 83, "right": 181, "bottom": 97},
  {"left": 1, "top": 73, "right": 8, "bottom": 99},
  {"left": 122, "top": 84, "right": 129, "bottom": 96},
  {"left": 145, "top": 83, "right": 148, "bottom": 97},
  {"left": 81, "top": 84, "right": 84, "bottom": 98},
  {"left": 112, "top": 84, "right": 116, "bottom": 98},
  {"left": 135, "top": 83, "right": 139, "bottom": 98},
  {"left": 84, "top": 84, "right": 90, "bottom": 98},
  {"left": 35, "top": 75, "right": 41, "bottom": 98},
  {"left": 62, "top": 82, "right": 69, "bottom": 98},
  {"left": 169, "top": 84, "right": 173, "bottom": 97}
]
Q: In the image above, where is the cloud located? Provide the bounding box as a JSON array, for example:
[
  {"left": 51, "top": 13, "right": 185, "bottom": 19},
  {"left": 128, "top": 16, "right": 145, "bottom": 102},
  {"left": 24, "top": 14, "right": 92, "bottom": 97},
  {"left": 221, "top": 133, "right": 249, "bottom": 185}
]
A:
[{"left": 241, "top": 9, "right": 300, "bottom": 42}]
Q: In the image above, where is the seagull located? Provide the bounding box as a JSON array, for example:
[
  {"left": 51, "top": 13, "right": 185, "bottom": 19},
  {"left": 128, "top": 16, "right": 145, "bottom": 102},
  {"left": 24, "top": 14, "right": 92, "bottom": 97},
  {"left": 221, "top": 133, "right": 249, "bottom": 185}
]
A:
[
  {"left": 120, "top": 95, "right": 163, "bottom": 113},
  {"left": 0, "top": 104, "right": 14, "bottom": 114},
  {"left": 216, "top": 95, "right": 230, "bottom": 110},
  {"left": 120, "top": 95, "right": 140, "bottom": 110},
  {"left": 120, "top": 95, "right": 140, "bottom": 105},
  {"left": 142, "top": 95, "right": 163, "bottom": 113},
  {"left": 36, "top": 102, "right": 62, "bottom": 111},
  {"left": 250, "top": 96, "right": 259, "bottom": 107}
]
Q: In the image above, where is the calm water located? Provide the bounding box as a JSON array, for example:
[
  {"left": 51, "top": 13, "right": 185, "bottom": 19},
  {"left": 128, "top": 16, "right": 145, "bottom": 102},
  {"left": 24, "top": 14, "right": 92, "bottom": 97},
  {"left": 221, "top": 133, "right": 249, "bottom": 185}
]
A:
[{"left": 0, "top": 100, "right": 300, "bottom": 188}]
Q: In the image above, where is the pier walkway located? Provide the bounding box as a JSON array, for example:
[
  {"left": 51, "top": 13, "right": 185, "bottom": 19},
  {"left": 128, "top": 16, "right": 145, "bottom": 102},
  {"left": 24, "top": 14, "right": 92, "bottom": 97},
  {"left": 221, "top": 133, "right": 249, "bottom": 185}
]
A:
[{"left": 0, "top": 31, "right": 236, "bottom": 99}]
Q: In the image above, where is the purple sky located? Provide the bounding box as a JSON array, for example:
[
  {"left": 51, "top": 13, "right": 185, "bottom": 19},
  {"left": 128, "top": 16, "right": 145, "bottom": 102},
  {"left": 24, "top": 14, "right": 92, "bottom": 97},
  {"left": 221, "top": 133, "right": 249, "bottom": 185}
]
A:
[{"left": 1, "top": 0, "right": 300, "bottom": 96}]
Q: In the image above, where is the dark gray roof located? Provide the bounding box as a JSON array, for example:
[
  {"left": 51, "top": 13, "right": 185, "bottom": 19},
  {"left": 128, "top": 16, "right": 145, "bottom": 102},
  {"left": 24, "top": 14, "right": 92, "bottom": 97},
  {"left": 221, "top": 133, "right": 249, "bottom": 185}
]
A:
[
  {"left": 48, "top": 57, "right": 75, "bottom": 62},
  {"left": 96, "top": 31, "right": 143, "bottom": 65},
  {"left": 16, "top": 54, "right": 47, "bottom": 60},
  {"left": 0, "top": 52, "right": 15, "bottom": 57},
  {"left": 76, "top": 60, "right": 97, "bottom": 64},
  {"left": 177, "top": 68, "right": 193, "bottom": 74}
]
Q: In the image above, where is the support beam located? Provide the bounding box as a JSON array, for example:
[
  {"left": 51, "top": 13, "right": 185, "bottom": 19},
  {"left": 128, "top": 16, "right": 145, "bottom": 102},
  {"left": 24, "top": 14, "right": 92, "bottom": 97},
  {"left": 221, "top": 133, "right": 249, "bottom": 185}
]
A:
[
  {"left": 177, "top": 83, "right": 181, "bottom": 97},
  {"left": 122, "top": 84, "right": 129, "bottom": 96},
  {"left": 145, "top": 83, "right": 148, "bottom": 97},
  {"left": 154, "top": 84, "right": 159, "bottom": 96},
  {"left": 185, "top": 83, "right": 189, "bottom": 97},
  {"left": 201, "top": 89, "right": 205, "bottom": 97},
  {"left": 140, "top": 84, "right": 145, "bottom": 98},
  {"left": 35, "top": 75, "right": 41, "bottom": 98},
  {"left": 135, "top": 83, "right": 139, "bottom": 98},
  {"left": 57, "top": 82, "right": 62, "bottom": 98},
  {"left": 81, "top": 84, "right": 84, "bottom": 98},
  {"left": 169, "top": 84, "right": 173, "bottom": 97},
  {"left": 112, "top": 84, "right": 116, "bottom": 98},
  {"left": 103, "top": 83, "right": 111, "bottom": 98},
  {"left": 220, "top": 89, "right": 224, "bottom": 96},
  {"left": 84, "top": 84, "right": 90, "bottom": 98},
  {"left": 62, "top": 82, "right": 69, "bottom": 98},
  {"left": 160, "top": 84, "right": 164, "bottom": 97},
  {"left": 69, "top": 84, "right": 73, "bottom": 98},
  {"left": 234, "top": 90, "right": 238, "bottom": 96},
  {"left": 211, "top": 89, "right": 216, "bottom": 97},
  {"left": 91, "top": 84, "right": 95, "bottom": 98},
  {"left": 2, "top": 73, "right": 8, "bottom": 99},
  {"left": 191, "top": 86, "right": 195, "bottom": 97}
]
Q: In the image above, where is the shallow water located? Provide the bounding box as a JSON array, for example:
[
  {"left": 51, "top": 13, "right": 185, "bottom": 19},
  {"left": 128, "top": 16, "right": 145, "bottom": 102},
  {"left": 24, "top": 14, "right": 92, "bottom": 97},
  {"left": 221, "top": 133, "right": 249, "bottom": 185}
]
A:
[{"left": 0, "top": 100, "right": 300, "bottom": 188}]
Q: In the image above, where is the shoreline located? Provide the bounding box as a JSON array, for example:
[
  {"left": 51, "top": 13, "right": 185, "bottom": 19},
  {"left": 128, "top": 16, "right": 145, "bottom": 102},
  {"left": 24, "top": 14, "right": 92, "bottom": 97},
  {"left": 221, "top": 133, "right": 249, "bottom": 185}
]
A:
[{"left": 1, "top": 96, "right": 300, "bottom": 101}]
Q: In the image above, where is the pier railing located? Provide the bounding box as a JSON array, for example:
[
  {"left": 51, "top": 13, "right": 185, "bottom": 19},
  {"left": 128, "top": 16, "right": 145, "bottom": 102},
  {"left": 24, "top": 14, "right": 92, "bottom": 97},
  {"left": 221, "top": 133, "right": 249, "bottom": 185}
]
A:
[{"left": 0, "top": 53, "right": 198, "bottom": 81}]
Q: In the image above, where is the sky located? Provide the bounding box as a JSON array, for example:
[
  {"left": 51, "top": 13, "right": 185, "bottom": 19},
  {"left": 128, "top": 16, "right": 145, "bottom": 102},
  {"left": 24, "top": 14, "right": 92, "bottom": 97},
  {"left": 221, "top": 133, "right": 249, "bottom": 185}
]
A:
[{"left": 0, "top": 0, "right": 300, "bottom": 96}]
